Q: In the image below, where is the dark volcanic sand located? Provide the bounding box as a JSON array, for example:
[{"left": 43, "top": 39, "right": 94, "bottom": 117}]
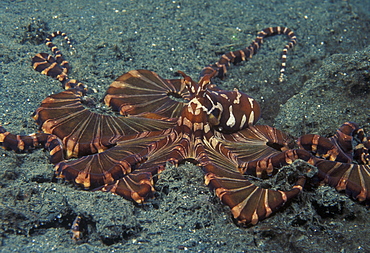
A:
[{"left": 0, "top": 0, "right": 369, "bottom": 252}]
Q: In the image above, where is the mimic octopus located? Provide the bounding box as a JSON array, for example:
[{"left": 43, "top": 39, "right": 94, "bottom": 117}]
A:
[{"left": 1, "top": 27, "right": 369, "bottom": 227}]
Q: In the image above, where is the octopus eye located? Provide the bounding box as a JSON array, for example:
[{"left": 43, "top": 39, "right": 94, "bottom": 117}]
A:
[
  {"left": 208, "top": 108, "right": 221, "bottom": 126},
  {"left": 210, "top": 108, "right": 221, "bottom": 120}
]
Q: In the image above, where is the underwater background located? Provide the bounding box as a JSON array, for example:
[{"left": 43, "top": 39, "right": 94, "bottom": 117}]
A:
[{"left": 0, "top": 0, "right": 369, "bottom": 252}]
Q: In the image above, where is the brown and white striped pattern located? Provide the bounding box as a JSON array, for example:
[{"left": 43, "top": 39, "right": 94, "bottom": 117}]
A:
[
  {"left": 200, "top": 26, "right": 297, "bottom": 82},
  {"left": 33, "top": 89, "right": 175, "bottom": 159},
  {"left": 44, "top": 31, "right": 73, "bottom": 71},
  {"left": 104, "top": 69, "right": 190, "bottom": 118},
  {"left": 4, "top": 28, "right": 370, "bottom": 228},
  {"left": 298, "top": 122, "right": 370, "bottom": 204},
  {"left": 32, "top": 31, "right": 87, "bottom": 93},
  {"left": 0, "top": 125, "right": 64, "bottom": 164}
]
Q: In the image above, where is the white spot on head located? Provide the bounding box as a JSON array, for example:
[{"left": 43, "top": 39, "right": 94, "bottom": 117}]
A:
[
  {"left": 248, "top": 111, "right": 255, "bottom": 125},
  {"left": 240, "top": 114, "right": 247, "bottom": 129},
  {"left": 233, "top": 88, "right": 241, "bottom": 104},
  {"left": 220, "top": 93, "right": 229, "bottom": 100},
  {"left": 247, "top": 97, "right": 254, "bottom": 108},
  {"left": 226, "top": 105, "right": 236, "bottom": 127}
]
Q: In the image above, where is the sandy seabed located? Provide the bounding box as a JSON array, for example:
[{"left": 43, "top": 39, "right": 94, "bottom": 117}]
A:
[{"left": 0, "top": 0, "right": 369, "bottom": 252}]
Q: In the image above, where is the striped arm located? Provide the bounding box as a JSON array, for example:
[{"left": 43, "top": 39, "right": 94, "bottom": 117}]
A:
[
  {"left": 298, "top": 122, "right": 369, "bottom": 165},
  {"left": 199, "top": 130, "right": 311, "bottom": 226},
  {"left": 44, "top": 31, "right": 73, "bottom": 70},
  {"left": 203, "top": 161, "right": 306, "bottom": 226},
  {"left": 32, "top": 31, "right": 87, "bottom": 93},
  {"left": 353, "top": 126, "right": 370, "bottom": 165},
  {"left": 54, "top": 129, "right": 180, "bottom": 202},
  {"left": 0, "top": 126, "right": 63, "bottom": 164},
  {"left": 33, "top": 89, "right": 175, "bottom": 159},
  {"left": 298, "top": 122, "right": 370, "bottom": 203},
  {"left": 211, "top": 125, "right": 296, "bottom": 177},
  {"left": 104, "top": 69, "right": 190, "bottom": 119},
  {"left": 200, "top": 26, "right": 297, "bottom": 81},
  {"left": 314, "top": 159, "right": 370, "bottom": 203}
]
